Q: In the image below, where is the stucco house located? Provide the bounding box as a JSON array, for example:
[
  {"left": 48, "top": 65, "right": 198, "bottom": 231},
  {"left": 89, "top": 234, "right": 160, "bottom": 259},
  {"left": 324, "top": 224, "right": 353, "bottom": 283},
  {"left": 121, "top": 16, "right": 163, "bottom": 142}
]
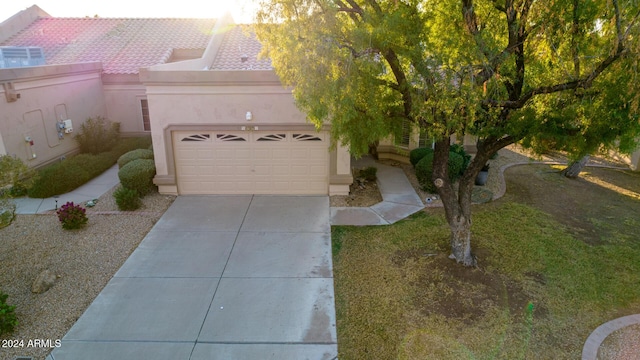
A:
[
  {"left": 1, "top": 5, "right": 636, "bottom": 199},
  {"left": 0, "top": 6, "right": 217, "bottom": 166},
  {"left": 0, "top": 6, "right": 353, "bottom": 195}
]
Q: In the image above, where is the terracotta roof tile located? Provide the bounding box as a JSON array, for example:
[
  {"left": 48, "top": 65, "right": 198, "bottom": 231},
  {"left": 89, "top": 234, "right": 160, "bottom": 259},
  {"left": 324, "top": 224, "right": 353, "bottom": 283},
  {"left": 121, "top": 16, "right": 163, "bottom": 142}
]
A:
[
  {"left": 1, "top": 17, "right": 217, "bottom": 74},
  {"left": 210, "top": 25, "right": 272, "bottom": 71}
]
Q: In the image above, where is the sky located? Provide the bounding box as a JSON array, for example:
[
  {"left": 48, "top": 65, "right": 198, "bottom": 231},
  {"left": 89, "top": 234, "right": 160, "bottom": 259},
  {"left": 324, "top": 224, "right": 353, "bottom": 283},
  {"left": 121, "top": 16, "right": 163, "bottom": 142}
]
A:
[{"left": 0, "top": 1, "right": 260, "bottom": 23}]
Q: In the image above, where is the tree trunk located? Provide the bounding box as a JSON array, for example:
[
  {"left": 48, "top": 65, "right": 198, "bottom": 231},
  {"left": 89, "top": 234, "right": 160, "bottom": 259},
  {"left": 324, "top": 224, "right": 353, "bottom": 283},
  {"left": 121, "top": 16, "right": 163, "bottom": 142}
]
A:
[
  {"left": 448, "top": 215, "right": 476, "bottom": 266},
  {"left": 368, "top": 141, "right": 379, "bottom": 160},
  {"left": 561, "top": 155, "right": 590, "bottom": 178},
  {"left": 432, "top": 138, "right": 478, "bottom": 267}
]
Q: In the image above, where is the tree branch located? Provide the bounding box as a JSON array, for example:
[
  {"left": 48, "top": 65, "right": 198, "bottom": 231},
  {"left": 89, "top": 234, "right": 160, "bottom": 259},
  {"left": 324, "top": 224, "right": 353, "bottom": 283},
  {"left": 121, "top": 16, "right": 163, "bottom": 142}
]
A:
[
  {"left": 485, "top": 46, "right": 625, "bottom": 109},
  {"left": 383, "top": 49, "right": 414, "bottom": 120},
  {"left": 365, "top": 0, "right": 383, "bottom": 14},
  {"left": 337, "top": 7, "right": 363, "bottom": 14},
  {"left": 336, "top": 41, "right": 380, "bottom": 58},
  {"left": 334, "top": 0, "right": 363, "bottom": 21}
]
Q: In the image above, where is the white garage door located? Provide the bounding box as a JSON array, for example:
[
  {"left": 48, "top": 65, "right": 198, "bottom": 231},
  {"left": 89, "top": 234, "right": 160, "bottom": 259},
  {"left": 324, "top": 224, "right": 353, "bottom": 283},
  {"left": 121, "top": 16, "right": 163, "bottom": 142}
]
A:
[{"left": 173, "top": 130, "right": 329, "bottom": 195}]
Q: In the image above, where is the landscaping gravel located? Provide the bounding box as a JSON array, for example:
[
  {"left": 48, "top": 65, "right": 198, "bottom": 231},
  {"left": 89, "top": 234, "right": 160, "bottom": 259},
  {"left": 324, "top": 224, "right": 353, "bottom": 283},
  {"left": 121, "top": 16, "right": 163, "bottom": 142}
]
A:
[
  {"left": 0, "top": 187, "right": 175, "bottom": 360},
  {"left": 597, "top": 324, "right": 640, "bottom": 360}
]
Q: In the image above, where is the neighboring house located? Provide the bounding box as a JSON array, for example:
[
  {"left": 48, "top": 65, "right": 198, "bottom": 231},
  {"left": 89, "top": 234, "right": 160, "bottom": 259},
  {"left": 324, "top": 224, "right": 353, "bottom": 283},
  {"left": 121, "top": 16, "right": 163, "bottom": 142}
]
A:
[{"left": 0, "top": 5, "right": 353, "bottom": 195}]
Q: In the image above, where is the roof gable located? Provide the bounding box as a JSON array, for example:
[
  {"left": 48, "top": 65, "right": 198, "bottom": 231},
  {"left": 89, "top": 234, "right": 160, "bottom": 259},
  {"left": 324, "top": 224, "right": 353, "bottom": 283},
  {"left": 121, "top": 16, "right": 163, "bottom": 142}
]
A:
[{"left": 1, "top": 17, "right": 217, "bottom": 74}]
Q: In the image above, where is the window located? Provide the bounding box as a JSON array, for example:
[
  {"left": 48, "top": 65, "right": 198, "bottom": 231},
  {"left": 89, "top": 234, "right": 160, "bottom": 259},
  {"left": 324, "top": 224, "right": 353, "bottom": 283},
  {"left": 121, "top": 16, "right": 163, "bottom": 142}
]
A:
[
  {"left": 293, "top": 133, "right": 322, "bottom": 141},
  {"left": 257, "top": 134, "right": 286, "bottom": 141},
  {"left": 181, "top": 134, "right": 211, "bottom": 142},
  {"left": 418, "top": 129, "right": 433, "bottom": 148},
  {"left": 141, "top": 99, "right": 151, "bottom": 131},
  {"left": 395, "top": 120, "right": 411, "bottom": 148},
  {"left": 216, "top": 134, "right": 247, "bottom": 142}
]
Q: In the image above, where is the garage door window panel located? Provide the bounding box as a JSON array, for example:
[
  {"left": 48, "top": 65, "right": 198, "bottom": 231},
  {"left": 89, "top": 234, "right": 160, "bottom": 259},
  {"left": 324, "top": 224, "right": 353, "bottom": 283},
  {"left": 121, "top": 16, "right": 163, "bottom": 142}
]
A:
[
  {"left": 216, "top": 134, "right": 247, "bottom": 142},
  {"left": 257, "top": 133, "right": 286, "bottom": 141}
]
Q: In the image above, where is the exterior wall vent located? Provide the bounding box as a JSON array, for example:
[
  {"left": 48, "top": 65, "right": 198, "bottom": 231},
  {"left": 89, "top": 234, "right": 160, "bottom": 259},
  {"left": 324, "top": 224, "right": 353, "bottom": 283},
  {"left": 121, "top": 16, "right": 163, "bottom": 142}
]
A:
[{"left": 0, "top": 47, "right": 46, "bottom": 68}]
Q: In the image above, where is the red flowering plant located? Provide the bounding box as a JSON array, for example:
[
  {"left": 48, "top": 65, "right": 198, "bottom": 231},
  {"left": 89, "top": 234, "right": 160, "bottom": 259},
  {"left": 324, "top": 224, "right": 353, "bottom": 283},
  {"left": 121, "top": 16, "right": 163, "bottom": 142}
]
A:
[{"left": 56, "top": 201, "right": 88, "bottom": 230}]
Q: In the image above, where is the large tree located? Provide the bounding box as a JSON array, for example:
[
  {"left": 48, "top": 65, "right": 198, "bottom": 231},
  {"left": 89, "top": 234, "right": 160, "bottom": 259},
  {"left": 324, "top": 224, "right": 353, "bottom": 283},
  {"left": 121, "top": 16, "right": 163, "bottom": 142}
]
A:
[{"left": 255, "top": 0, "right": 640, "bottom": 266}]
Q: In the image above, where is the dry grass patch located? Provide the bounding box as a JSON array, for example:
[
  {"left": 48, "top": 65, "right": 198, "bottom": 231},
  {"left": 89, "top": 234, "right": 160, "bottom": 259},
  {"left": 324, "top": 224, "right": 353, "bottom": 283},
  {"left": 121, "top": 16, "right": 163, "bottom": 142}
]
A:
[{"left": 332, "top": 165, "right": 640, "bottom": 359}]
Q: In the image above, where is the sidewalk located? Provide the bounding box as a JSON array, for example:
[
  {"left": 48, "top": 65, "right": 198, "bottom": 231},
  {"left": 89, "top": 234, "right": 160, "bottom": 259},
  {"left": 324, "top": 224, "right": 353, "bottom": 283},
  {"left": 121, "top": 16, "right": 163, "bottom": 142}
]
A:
[
  {"left": 330, "top": 156, "right": 424, "bottom": 225},
  {"left": 13, "top": 165, "right": 120, "bottom": 214}
]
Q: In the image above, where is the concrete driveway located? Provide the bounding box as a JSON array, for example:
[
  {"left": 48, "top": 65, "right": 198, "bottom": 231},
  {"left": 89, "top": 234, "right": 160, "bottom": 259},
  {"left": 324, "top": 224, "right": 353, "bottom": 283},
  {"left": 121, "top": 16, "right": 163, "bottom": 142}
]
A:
[{"left": 48, "top": 195, "right": 337, "bottom": 360}]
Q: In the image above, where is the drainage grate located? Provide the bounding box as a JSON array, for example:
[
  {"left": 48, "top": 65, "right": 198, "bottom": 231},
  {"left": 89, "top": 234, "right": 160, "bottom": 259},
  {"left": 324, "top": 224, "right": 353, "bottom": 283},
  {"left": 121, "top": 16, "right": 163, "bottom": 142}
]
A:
[{"left": 14, "top": 357, "right": 33, "bottom": 360}]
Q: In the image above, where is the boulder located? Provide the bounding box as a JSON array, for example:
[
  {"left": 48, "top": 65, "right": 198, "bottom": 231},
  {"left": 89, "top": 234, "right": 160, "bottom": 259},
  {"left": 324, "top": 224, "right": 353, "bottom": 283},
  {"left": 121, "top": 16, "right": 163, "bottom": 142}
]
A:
[{"left": 32, "top": 269, "right": 57, "bottom": 294}]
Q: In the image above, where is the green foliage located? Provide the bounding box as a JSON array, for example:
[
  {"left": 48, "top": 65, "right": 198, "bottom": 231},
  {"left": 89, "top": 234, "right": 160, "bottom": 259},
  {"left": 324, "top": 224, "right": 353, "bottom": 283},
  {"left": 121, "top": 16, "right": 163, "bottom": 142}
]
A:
[
  {"left": 409, "top": 147, "right": 434, "bottom": 167},
  {"left": 28, "top": 137, "right": 151, "bottom": 198},
  {"left": 74, "top": 116, "right": 120, "bottom": 155},
  {"left": 56, "top": 201, "right": 88, "bottom": 230},
  {"left": 0, "top": 291, "right": 18, "bottom": 335},
  {"left": 359, "top": 166, "right": 378, "bottom": 182},
  {"left": 0, "top": 155, "right": 36, "bottom": 195},
  {"left": 118, "top": 149, "right": 154, "bottom": 169},
  {"left": 118, "top": 159, "right": 156, "bottom": 196},
  {"left": 0, "top": 198, "right": 16, "bottom": 229},
  {"left": 415, "top": 151, "right": 464, "bottom": 192},
  {"left": 113, "top": 186, "right": 142, "bottom": 211},
  {"left": 449, "top": 144, "right": 471, "bottom": 175},
  {"left": 257, "top": 0, "right": 640, "bottom": 261},
  {"left": 256, "top": 0, "right": 640, "bottom": 163},
  {"left": 0, "top": 155, "right": 34, "bottom": 228}
]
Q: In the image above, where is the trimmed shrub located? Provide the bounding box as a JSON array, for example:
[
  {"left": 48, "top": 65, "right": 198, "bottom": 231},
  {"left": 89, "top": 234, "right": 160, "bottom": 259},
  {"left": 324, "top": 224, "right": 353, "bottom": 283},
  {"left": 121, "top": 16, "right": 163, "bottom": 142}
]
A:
[
  {"left": 449, "top": 143, "right": 471, "bottom": 176},
  {"left": 114, "top": 186, "right": 142, "bottom": 211},
  {"left": 359, "top": 166, "right": 378, "bottom": 182},
  {"left": 415, "top": 151, "right": 465, "bottom": 192},
  {"left": 0, "top": 198, "right": 16, "bottom": 229},
  {"left": 111, "top": 136, "right": 152, "bottom": 155},
  {"left": 0, "top": 291, "right": 18, "bottom": 336},
  {"left": 28, "top": 137, "right": 152, "bottom": 198},
  {"left": 56, "top": 201, "right": 88, "bottom": 230},
  {"left": 75, "top": 116, "right": 121, "bottom": 155},
  {"left": 118, "top": 159, "right": 156, "bottom": 196},
  {"left": 118, "top": 149, "right": 154, "bottom": 169},
  {"left": 409, "top": 147, "right": 434, "bottom": 167}
]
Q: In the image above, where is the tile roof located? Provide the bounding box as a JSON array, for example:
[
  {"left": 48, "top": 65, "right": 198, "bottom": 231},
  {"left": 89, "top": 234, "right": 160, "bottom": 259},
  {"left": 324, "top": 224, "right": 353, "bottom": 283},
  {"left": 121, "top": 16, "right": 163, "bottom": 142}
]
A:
[
  {"left": 210, "top": 25, "right": 272, "bottom": 71},
  {"left": 1, "top": 17, "right": 217, "bottom": 74}
]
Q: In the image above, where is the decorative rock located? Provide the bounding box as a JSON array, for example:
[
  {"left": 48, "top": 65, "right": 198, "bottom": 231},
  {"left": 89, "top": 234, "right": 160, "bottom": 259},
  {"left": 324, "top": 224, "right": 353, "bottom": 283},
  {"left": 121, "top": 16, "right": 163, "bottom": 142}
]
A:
[{"left": 32, "top": 269, "right": 57, "bottom": 294}]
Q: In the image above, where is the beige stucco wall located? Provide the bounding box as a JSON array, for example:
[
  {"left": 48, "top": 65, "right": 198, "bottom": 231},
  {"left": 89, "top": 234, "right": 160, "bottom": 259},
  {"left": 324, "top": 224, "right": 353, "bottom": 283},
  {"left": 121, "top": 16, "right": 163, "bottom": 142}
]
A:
[
  {"left": 141, "top": 69, "right": 352, "bottom": 195},
  {"left": 102, "top": 82, "right": 148, "bottom": 135},
  {"left": 0, "top": 62, "right": 106, "bottom": 167}
]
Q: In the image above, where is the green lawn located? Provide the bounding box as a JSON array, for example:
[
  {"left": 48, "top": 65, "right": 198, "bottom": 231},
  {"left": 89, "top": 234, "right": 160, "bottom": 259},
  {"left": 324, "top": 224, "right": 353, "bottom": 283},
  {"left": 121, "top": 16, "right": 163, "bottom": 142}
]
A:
[{"left": 332, "top": 165, "right": 640, "bottom": 359}]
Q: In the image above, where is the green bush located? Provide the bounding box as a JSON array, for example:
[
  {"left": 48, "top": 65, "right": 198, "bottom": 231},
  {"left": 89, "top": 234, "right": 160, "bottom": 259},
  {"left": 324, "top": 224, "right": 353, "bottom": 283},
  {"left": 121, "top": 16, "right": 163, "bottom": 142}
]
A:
[
  {"left": 0, "top": 198, "right": 16, "bottom": 229},
  {"left": 359, "top": 166, "right": 378, "bottom": 182},
  {"left": 113, "top": 186, "right": 142, "bottom": 211},
  {"left": 28, "top": 137, "right": 152, "bottom": 198},
  {"left": 449, "top": 143, "right": 471, "bottom": 176},
  {"left": 0, "top": 291, "right": 17, "bottom": 336},
  {"left": 415, "top": 151, "right": 465, "bottom": 192},
  {"left": 409, "top": 147, "right": 434, "bottom": 167},
  {"left": 118, "top": 159, "right": 156, "bottom": 196},
  {"left": 118, "top": 149, "right": 154, "bottom": 169},
  {"left": 74, "top": 116, "right": 121, "bottom": 155},
  {"left": 0, "top": 155, "right": 36, "bottom": 195},
  {"left": 112, "top": 136, "right": 152, "bottom": 155}
]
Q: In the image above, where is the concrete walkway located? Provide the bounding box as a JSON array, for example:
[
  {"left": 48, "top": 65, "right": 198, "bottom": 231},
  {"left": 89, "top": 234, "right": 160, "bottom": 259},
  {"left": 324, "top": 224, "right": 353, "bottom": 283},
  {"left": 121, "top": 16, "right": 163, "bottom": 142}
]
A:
[
  {"left": 13, "top": 165, "right": 120, "bottom": 214},
  {"left": 330, "top": 156, "right": 424, "bottom": 226},
  {"left": 48, "top": 195, "right": 337, "bottom": 360}
]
